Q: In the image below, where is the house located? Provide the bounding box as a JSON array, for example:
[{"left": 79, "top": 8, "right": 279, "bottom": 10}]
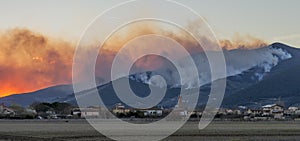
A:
[
  {"left": 140, "top": 107, "right": 163, "bottom": 117},
  {"left": 246, "top": 108, "right": 262, "bottom": 116},
  {"left": 112, "top": 103, "right": 131, "bottom": 115},
  {"left": 262, "top": 104, "right": 284, "bottom": 119},
  {"left": 0, "top": 104, "right": 15, "bottom": 117},
  {"left": 288, "top": 107, "right": 299, "bottom": 112},
  {"left": 80, "top": 108, "right": 100, "bottom": 118},
  {"left": 72, "top": 107, "right": 100, "bottom": 118},
  {"left": 71, "top": 108, "right": 81, "bottom": 117}
]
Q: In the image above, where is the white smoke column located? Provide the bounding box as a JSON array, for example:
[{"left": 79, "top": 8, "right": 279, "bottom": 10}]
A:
[
  {"left": 130, "top": 45, "right": 292, "bottom": 88},
  {"left": 225, "top": 46, "right": 292, "bottom": 77}
]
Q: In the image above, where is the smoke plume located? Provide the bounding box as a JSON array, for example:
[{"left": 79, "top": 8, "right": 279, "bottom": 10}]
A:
[
  {"left": 0, "top": 22, "right": 277, "bottom": 97},
  {"left": 130, "top": 46, "right": 292, "bottom": 88},
  {"left": 97, "top": 21, "right": 273, "bottom": 87},
  {"left": 0, "top": 28, "right": 74, "bottom": 97},
  {"left": 220, "top": 34, "right": 268, "bottom": 50}
]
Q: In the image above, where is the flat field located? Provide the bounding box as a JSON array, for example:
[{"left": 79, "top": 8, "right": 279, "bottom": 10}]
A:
[{"left": 0, "top": 120, "right": 300, "bottom": 141}]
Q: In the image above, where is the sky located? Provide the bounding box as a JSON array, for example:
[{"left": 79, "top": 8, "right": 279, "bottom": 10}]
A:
[
  {"left": 0, "top": 0, "right": 299, "bottom": 47},
  {"left": 0, "top": 0, "right": 299, "bottom": 97}
]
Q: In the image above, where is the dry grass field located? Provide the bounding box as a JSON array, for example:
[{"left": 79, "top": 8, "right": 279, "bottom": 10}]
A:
[{"left": 0, "top": 120, "right": 300, "bottom": 141}]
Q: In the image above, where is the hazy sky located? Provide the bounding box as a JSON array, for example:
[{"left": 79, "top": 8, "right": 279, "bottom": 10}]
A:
[{"left": 0, "top": 0, "right": 299, "bottom": 47}]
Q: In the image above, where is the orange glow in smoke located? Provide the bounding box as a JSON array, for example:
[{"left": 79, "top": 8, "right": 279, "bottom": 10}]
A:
[{"left": 0, "top": 23, "right": 267, "bottom": 97}]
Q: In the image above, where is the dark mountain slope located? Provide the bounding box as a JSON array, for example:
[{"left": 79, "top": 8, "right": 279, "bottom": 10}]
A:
[
  {"left": 1, "top": 43, "right": 300, "bottom": 108},
  {"left": 0, "top": 84, "right": 73, "bottom": 107},
  {"left": 222, "top": 43, "right": 300, "bottom": 107}
]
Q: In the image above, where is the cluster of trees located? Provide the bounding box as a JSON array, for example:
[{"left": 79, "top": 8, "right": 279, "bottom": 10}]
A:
[
  {"left": 5, "top": 104, "right": 36, "bottom": 119},
  {"left": 1, "top": 102, "right": 74, "bottom": 119},
  {"left": 114, "top": 111, "right": 146, "bottom": 118},
  {"left": 29, "top": 102, "right": 74, "bottom": 118}
]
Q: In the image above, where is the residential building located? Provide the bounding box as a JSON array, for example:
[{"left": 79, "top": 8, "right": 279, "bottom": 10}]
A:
[
  {"left": 262, "top": 104, "right": 284, "bottom": 119},
  {"left": 288, "top": 107, "right": 299, "bottom": 112},
  {"left": 112, "top": 103, "right": 131, "bottom": 115},
  {"left": 72, "top": 107, "right": 101, "bottom": 118},
  {"left": 0, "top": 104, "right": 15, "bottom": 117},
  {"left": 140, "top": 107, "right": 163, "bottom": 117}
]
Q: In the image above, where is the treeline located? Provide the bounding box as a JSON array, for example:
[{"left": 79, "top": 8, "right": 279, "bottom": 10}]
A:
[
  {"left": 30, "top": 102, "right": 75, "bottom": 118},
  {"left": 0, "top": 102, "right": 75, "bottom": 119}
]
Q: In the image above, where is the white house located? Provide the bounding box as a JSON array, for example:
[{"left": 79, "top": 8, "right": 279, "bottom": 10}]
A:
[
  {"left": 112, "top": 103, "right": 131, "bottom": 115},
  {"left": 0, "top": 104, "right": 15, "bottom": 116},
  {"left": 288, "top": 107, "right": 299, "bottom": 112},
  {"left": 80, "top": 108, "right": 100, "bottom": 118},
  {"left": 141, "top": 108, "right": 163, "bottom": 117},
  {"left": 72, "top": 107, "right": 100, "bottom": 118},
  {"left": 262, "top": 104, "right": 284, "bottom": 119}
]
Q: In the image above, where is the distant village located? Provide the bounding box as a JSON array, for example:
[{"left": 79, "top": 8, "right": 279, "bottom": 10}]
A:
[{"left": 1, "top": 98, "right": 300, "bottom": 121}]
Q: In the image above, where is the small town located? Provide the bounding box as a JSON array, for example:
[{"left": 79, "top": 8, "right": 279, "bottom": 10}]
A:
[{"left": 1, "top": 100, "right": 300, "bottom": 121}]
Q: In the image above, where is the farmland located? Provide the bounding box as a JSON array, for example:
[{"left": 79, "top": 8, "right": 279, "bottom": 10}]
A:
[{"left": 0, "top": 120, "right": 300, "bottom": 141}]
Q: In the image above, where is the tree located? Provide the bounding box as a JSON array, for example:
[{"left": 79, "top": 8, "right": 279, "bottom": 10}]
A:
[
  {"left": 9, "top": 104, "right": 26, "bottom": 115},
  {"left": 30, "top": 102, "right": 51, "bottom": 113},
  {"left": 51, "top": 102, "right": 73, "bottom": 115},
  {"left": 30, "top": 102, "right": 74, "bottom": 116},
  {"left": 9, "top": 104, "right": 36, "bottom": 119}
]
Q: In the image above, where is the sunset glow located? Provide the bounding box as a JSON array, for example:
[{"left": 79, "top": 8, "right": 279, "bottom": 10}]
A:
[
  {"left": 0, "top": 1, "right": 299, "bottom": 97},
  {"left": 0, "top": 24, "right": 269, "bottom": 97},
  {"left": 0, "top": 29, "right": 74, "bottom": 97}
]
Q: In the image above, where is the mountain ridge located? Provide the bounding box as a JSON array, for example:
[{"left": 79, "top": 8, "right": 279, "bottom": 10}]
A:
[{"left": 1, "top": 42, "right": 299, "bottom": 108}]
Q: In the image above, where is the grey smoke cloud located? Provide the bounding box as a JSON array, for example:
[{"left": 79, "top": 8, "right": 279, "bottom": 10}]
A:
[{"left": 129, "top": 46, "right": 292, "bottom": 88}]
